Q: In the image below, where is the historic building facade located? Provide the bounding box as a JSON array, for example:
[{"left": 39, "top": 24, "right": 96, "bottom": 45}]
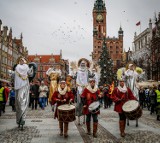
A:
[
  {"left": 92, "top": 0, "right": 124, "bottom": 69},
  {"left": 0, "top": 20, "right": 28, "bottom": 83},
  {"left": 28, "top": 52, "right": 69, "bottom": 85},
  {"left": 151, "top": 13, "right": 160, "bottom": 81},
  {"left": 129, "top": 19, "right": 153, "bottom": 79}
]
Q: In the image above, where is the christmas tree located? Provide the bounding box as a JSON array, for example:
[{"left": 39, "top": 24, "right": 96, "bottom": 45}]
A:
[{"left": 98, "top": 37, "right": 116, "bottom": 86}]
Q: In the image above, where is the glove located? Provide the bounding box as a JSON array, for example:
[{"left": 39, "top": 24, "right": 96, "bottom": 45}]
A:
[{"left": 116, "top": 99, "right": 122, "bottom": 104}]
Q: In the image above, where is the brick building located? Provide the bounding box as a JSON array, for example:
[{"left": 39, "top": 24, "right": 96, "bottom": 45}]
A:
[
  {"left": 28, "top": 52, "right": 69, "bottom": 84},
  {"left": 0, "top": 20, "right": 28, "bottom": 83},
  {"left": 92, "top": 0, "right": 123, "bottom": 69},
  {"left": 151, "top": 13, "right": 160, "bottom": 81}
]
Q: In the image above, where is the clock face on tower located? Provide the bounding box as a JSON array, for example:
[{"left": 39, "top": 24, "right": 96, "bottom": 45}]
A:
[{"left": 96, "top": 14, "right": 103, "bottom": 22}]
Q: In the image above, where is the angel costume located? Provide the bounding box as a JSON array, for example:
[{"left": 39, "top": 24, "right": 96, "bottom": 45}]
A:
[
  {"left": 76, "top": 59, "right": 89, "bottom": 124},
  {"left": 46, "top": 68, "right": 60, "bottom": 103},
  {"left": 124, "top": 64, "right": 139, "bottom": 100},
  {"left": 9, "top": 58, "right": 33, "bottom": 127}
]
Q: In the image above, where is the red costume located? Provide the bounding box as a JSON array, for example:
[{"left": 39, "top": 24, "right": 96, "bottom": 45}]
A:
[
  {"left": 81, "top": 83, "right": 101, "bottom": 138},
  {"left": 51, "top": 88, "right": 74, "bottom": 119},
  {"left": 51, "top": 84, "right": 74, "bottom": 138},
  {"left": 111, "top": 80, "right": 137, "bottom": 138},
  {"left": 81, "top": 88, "right": 100, "bottom": 115},
  {"left": 111, "top": 87, "right": 136, "bottom": 113}
]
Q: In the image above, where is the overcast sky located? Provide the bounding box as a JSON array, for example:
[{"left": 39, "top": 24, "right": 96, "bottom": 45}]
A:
[{"left": 0, "top": 0, "right": 160, "bottom": 61}]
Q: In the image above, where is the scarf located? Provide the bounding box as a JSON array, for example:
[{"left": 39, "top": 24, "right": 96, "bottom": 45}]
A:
[
  {"left": 86, "top": 84, "right": 98, "bottom": 93},
  {"left": 117, "top": 84, "right": 127, "bottom": 93},
  {"left": 58, "top": 85, "right": 68, "bottom": 95}
]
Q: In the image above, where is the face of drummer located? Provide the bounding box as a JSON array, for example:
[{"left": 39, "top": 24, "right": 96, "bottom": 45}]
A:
[
  {"left": 90, "top": 80, "right": 95, "bottom": 88},
  {"left": 60, "top": 82, "right": 66, "bottom": 89},
  {"left": 119, "top": 80, "right": 125, "bottom": 87}
]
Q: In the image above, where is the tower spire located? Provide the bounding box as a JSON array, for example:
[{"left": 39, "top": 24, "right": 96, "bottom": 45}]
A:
[{"left": 94, "top": 0, "right": 106, "bottom": 11}]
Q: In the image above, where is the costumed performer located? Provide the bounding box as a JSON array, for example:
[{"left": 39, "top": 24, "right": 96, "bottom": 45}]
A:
[
  {"left": 111, "top": 78, "right": 137, "bottom": 137},
  {"left": 51, "top": 80, "right": 74, "bottom": 138}
]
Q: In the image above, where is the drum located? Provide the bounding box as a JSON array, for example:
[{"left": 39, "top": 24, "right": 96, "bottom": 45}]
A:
[
  {"left": 88, "top": 101, "right": 100, "bottom": 114},
  {"left": 57, "top": 104, "right": 76, "bottom": 122},
  {"left": 122, "top": 100, "right": 142, "bottom": 120}
]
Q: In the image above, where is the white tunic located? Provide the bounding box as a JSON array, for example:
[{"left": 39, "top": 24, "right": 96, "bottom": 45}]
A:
[
  {"left": 14, "top": 64, "right": 30, "bottom": 90},
  {"left": 125, "top": 69, "right": 139, "bottom": 99}
]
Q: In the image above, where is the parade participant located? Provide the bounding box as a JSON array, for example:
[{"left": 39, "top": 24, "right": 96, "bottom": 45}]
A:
[
  {"left": 3, "top": 83, "right": 10, "bottom": 113},
  {"left": 81, "top": 78, "right": 101, "bottom": 138},
  {"left": 8, "top": 57, "right": 34, "bottom": 128},
  {"left": 9, "top": 87, "right": 16, "bottom": 112},
  {"left": 39, "top": 81, "right": 48, "bottom": 110},
  {"left": 30, "top": 80, "right": 39, "bottom": 110},
  {"left": 46, "top": 66, "right": 60, "bottom": 104},
  {"left": 51, "top": 80, "right": 74, "bottom": 138},
  {"left": 0, "top": 81, "right": 5, "bottom": 116},
  {"left": 66, "top": 74, "right": 72, "bottom": 90},
  {"left": 149, "top": 86, "right": 157, "bottom": 115},
  {"left": 155, "top": 84, "right": 160, "bottom": 121},
  {"left": 138, "top": 86, "right": 145, "bottom": 109},
  {"left": 76, "top": 58, "right": 90, "bottom": 125},
  {"left": 111, "top": 78, "right": 137, "bottom": 137},
  {"left": 124, "top": 64, "right": 139, "bottom": 100},
  {"left": 91, "top": 68, "right": 99, "bottom": 85}
]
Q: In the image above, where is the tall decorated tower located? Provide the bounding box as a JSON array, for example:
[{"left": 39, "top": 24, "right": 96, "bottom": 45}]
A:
[
  {"left": 92, "top": 0, "right": 106, "bottom": 64},
  {"left": 92, "top": 0, "right": 124, "bottom": 69}
]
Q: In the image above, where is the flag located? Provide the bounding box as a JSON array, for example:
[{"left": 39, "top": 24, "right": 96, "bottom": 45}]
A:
[{"left": 136, "top": 21, "right": 141, "bottom": 26}]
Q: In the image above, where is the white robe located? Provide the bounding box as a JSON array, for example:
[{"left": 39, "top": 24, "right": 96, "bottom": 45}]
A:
[
  {"left": 76, "top": 68, "right": 89, "bottom": 116},
  {"left": 9, "top": 63, "right": 33, "bottom": 125},
  {"left": 125, "top": 69, "right": 139, "bottom": 100}
]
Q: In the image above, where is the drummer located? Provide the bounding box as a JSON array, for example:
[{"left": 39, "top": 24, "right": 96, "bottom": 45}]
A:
[
  {"left": 51, "top": 80, "right": 74, "bottom": 138},
  {"left": 81, "top": 78, "right": 101, "bottom": 138},
  {"left": 111, "top": 78, "right": 137, "bottom": 137}
]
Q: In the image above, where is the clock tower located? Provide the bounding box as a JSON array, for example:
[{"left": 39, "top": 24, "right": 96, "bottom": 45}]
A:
[
  {"left": 92, "top": 0, "right": 124, "bottom": 70},
  {"left": 92, "top": 0, "right": 106, "bottom": 63}
]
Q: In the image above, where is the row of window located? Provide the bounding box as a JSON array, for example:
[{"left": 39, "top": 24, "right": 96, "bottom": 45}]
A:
[
  {"left": 95, "top": 45, "right": 122, "bottom": 49},
  {"left": 1, "top": 66, "right": 7, "bottom": 73},
  {"left": 134, "top": 35, "right": 149, "bottom": 51}
]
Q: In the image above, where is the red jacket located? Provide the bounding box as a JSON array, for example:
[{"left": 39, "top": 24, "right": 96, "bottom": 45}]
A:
[
  {"left": 51, "top": 90, "right": 74, "bottom": 119},
  {"left": 111, "top": 87, "right": 136, "bottom": 113},
  {"left": 81, "top": 88, "right": 100, "bottom": 115},
  {"left": 4, "top": 87, "right": 10, "bottom": 102}
]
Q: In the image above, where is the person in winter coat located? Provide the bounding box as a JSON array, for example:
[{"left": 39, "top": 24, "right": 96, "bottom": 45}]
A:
[
  {"left": 81, "top": 78, "right": 101, "bottom": 138},
  {"left": 51, "top": 80, "right": 74, "bottom": 138},
  {"left": 111, "top": 78, "right": 137, "bottom": 137}
]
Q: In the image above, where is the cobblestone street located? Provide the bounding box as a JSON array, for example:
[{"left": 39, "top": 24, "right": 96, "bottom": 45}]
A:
[{"left": 0, "top": 104, "right": 160, "bottom": 143}]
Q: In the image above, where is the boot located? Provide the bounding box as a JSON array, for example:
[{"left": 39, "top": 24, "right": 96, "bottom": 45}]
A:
[
  {"left": 59, "top": 122, "right": 63, "bottom": 136},
  {"left": 93, "top": 122, "right": 98, "bottom": 138},
  {"left": 64, "top": 122, "right": 68, "bottom": 138},
  {"left": 86, "top": 122, "right": 91, "bottom": 135},
  {"left": 119, "top": 120, "right": 125, "bottom": 137}
]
